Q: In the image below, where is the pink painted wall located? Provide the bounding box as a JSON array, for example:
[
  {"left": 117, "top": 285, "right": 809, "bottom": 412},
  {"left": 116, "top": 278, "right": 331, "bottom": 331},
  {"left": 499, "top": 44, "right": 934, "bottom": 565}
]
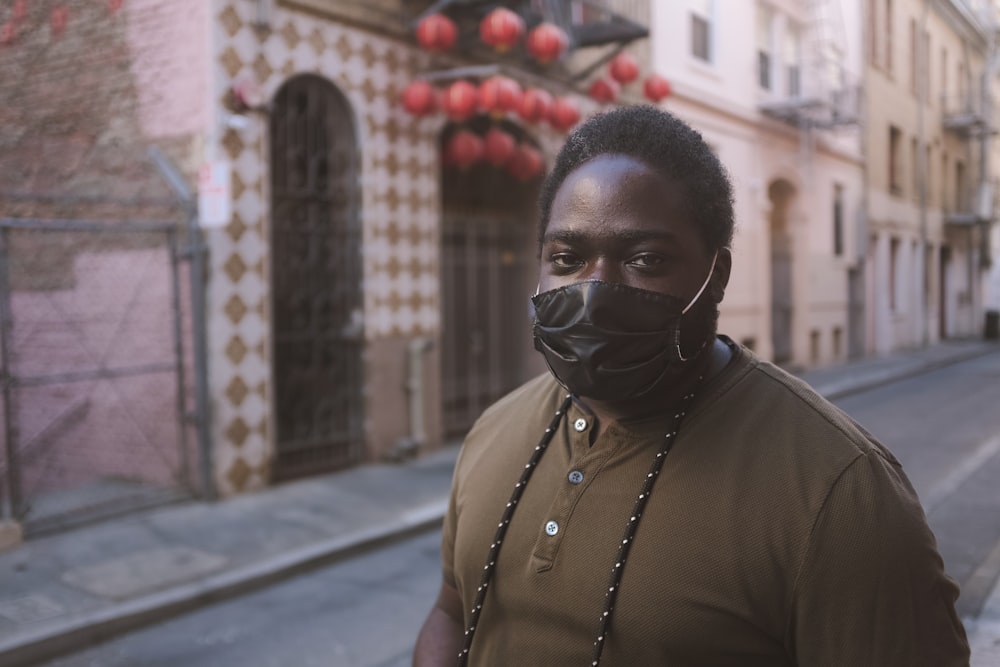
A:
[{"left": 125, "top": 0, "right": 212, "bottom": 140}]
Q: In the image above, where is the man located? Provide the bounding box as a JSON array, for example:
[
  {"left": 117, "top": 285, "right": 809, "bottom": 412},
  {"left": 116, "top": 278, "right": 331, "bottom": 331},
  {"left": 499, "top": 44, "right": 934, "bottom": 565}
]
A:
[{"left": 414, "top": 106, "right": 969, "bottom": 666}]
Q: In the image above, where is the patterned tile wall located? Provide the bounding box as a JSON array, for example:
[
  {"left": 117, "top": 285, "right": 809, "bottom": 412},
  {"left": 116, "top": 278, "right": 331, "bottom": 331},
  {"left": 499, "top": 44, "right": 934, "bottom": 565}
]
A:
[
  {"left": 208, "top": 0, "right": 447, "bottom": 494},
  {"left": 208, "top": 0, "right": 579, "bottom": 494}
]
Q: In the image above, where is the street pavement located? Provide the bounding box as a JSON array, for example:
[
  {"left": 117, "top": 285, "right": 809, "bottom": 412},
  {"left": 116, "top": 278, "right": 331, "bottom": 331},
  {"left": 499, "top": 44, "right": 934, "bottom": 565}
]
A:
[{"left": 0, "top": 339, "right": 998, "bottom": 666}]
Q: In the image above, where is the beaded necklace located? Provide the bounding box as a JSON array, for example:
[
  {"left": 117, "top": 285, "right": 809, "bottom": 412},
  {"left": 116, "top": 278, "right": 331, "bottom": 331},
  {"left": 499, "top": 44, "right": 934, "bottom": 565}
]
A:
[{"left": 457, "top": 382, "right": 701, "bottom": 666}]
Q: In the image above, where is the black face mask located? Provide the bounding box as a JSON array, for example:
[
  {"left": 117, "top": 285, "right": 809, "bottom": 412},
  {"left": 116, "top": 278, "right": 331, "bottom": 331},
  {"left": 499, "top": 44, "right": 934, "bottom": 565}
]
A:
[{"left": 531, "top": 257, "right": 716, "bottom": 401}]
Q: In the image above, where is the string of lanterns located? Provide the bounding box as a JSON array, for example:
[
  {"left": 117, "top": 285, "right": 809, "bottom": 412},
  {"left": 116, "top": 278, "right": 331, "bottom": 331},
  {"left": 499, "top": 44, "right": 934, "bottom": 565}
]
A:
[
  {"left": 403, "top": 8, "right": 671, "bottom": 176},
  {"left": 409, "top": 9, "right": 671, "bottom": 108},
  {"left": 1, "top": 0, "right": 125, "bottom": 46}
]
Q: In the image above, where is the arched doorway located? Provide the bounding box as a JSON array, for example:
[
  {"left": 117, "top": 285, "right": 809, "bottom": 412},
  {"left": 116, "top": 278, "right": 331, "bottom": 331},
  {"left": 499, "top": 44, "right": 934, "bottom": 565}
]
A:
[
  {"left": 269, "top": 75, "right": 363, "bottom": 480},
  {"left": 440, "top": 118, "right": 541, "bottom": 438},
  {"left": 769, "top": 179, "right": 796, "bottom": 365}
]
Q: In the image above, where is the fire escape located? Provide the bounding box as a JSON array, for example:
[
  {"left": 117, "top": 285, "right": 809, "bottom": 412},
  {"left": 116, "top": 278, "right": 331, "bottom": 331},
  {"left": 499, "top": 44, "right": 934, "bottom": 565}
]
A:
[
  {"left": 941, "top": 3, "right": 997, "bottom": 268},
  {"left": 758, "top": 0, "right": 861, "bottom": 133}
]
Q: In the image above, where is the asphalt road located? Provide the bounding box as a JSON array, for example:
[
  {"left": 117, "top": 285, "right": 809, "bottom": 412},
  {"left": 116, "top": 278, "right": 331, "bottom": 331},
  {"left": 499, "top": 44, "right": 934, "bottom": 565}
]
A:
[
  {"left": 833, "top": 349, "right": 1000, "bottom": 618},
  {"left": 39, "top": 349, "right": 1000, "bottom": 666},
  {"left": 40, "top": 529, "right": 444, "bottom": 667}
]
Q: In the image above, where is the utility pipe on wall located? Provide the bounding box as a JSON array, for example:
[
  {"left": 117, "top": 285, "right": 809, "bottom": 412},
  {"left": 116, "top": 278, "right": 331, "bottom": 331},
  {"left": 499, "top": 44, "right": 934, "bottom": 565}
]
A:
[{"left": 395, "top": 337, "right": 433, "bottom": 459}]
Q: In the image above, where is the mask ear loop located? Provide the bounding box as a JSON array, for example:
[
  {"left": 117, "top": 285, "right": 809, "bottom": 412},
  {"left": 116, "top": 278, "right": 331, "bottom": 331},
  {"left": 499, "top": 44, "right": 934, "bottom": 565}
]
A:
[{"left": 675, "top": 252, "right": 719, "bottom": 362}]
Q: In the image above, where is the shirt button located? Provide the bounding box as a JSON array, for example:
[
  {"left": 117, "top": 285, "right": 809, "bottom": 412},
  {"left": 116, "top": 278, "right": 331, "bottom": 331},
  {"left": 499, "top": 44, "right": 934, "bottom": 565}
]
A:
[
  {"left": 545, "top": 520, "right": 559, "bottom": 536},
  {"left": 573, "top": 418, "right": 588, "bottom": 432},
  {"left": 568, "top": 470, "right": 584, "bottom": 484}
]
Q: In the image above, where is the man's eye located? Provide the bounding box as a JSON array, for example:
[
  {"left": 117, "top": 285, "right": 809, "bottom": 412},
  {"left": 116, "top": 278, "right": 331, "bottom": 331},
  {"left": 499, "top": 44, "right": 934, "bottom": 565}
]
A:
[
  {"left": 628, "top": 253, "right": 664, "bottom": 268},
  {"left": 550, "top": 252, "right": 582, "bottom": 268}
]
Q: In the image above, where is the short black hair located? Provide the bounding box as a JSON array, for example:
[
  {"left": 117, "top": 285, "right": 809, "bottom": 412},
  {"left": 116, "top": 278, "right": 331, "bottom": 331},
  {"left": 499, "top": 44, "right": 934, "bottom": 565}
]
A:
[{"left": 538, "top": 105, "right": 735, "bottom": 253}]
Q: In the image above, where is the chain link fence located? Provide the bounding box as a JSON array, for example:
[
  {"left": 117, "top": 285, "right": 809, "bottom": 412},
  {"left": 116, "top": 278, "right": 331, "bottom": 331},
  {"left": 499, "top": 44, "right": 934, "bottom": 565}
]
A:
[{"left": 0, "top": 185, "right": 208, "bottom": 536}]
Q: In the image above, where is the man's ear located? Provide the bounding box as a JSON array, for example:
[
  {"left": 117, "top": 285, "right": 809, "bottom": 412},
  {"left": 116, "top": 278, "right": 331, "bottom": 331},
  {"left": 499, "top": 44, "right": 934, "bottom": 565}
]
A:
[{"left": 710, "top": 247, "right": 732, "bottom": 304}]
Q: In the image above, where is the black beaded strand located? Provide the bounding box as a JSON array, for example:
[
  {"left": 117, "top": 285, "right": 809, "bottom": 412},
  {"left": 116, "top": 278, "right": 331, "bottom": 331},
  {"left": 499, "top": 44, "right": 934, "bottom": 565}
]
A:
[
  {"left": 457, "top": 394, "right": 573, "bottom": 667},
  {"left": 589, "top": 382, "right": 700, "bottom": 666},
  {"left": 457, "top": 383, "right": 700, "bottom": 666}
]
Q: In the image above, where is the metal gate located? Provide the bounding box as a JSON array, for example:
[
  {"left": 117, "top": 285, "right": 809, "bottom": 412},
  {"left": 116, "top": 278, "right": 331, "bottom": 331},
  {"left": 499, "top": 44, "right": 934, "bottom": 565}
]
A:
[
  {"left": 771, "top": 243, "right": 793, "bottom": 365},
  {"left": 0, "top": 196, "right": 202, "bottom": 535},
  {"left": 440, "top": 134, "right": 538, "bottom": 438},
  {"left": 847, "top": 267, "right": 866, "bottom": 359},
  {"left": 270, "top": 75, "right": 364, "bottom": 480}
]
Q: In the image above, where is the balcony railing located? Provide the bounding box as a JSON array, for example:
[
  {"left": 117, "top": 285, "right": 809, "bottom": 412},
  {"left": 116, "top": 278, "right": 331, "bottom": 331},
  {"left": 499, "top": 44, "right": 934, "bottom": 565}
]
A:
[
  {"left": 759, "top": 81, "right": 861, "bottom": 130},
  {"left": 942, "top": 93, "right": 991, "bottom": 137},
  {"left": 945, "top": 182, "right": 995, "bottom": 226}
]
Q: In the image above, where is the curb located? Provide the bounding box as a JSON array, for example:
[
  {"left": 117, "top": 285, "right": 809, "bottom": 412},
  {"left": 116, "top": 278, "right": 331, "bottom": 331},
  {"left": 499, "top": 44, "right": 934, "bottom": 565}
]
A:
[
  {"left": 809, "top": 345, "right": 998, "bottom": 400},
  {"left": 0, "top": 501, "right": 448, "bottom": 667}
]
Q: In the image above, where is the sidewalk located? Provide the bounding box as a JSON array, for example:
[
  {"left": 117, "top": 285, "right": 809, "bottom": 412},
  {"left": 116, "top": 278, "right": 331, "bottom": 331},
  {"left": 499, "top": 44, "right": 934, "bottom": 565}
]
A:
[{"left": 0, "top": 339, "right": 997, "bottom": 666}]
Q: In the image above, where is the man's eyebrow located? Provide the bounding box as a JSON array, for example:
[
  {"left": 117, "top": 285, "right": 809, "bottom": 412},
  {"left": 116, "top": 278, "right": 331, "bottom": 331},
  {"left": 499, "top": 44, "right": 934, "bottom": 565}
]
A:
[{"left": 541, "top": 228, "right": 678, "bottom": 245}]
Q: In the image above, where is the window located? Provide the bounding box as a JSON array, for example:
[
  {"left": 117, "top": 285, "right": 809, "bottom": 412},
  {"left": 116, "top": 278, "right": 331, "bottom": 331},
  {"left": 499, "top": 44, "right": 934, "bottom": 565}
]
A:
[
  {"left": 924, "top": 245, "right": 934, "bottom": 311},
  {"left": 833, "top": 327, "right": 843, "bottom": 359},
  {"left": 833, "top": 183, "right": 844, "bottom": 256},
  {"left": 890, "top": 237, "right": 900, "bottom": 311},
  {"left": 690, "top": 0, "right": 713, "bottom": 62},
  {"left": 785, "top": 25, "right": 802, "bottom": 97},
  {"left": 941, "top": 48, "right": 947, "bottom": 107},
  {"left": 926, "top": 145, "right": 934, "bottom": 207},
  {"left": 924, "top": 32, "right": 931, "bottom": 103},
  {"left": 885, "top": 0, "right": 893, "bottom": 74},
  {"left": 941, "top": 152, "right": 949, "bottom": 209},
  {"left": 757, "top": 6, "right": 774, "bottom": 89},
  {"left": 958, "top": 61, "right": 966, "bottom": 108},
  {"left": 889, "top": 125, "right": 902, "bottom": 195},
  {"left": 956, "top": 160, "right": 965, "bottom": 210},
  {"left": 868, "top": 0, "right": 878, "bottom": 66},
  {"left": 911, "top": 137, "right": 919, "bottom": 198}
]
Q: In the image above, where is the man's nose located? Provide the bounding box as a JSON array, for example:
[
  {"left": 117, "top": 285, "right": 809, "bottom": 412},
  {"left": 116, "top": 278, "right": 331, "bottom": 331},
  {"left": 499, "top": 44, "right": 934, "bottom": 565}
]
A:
[{"left": 588, "top": 258, "right": 622, "bottom": 284}]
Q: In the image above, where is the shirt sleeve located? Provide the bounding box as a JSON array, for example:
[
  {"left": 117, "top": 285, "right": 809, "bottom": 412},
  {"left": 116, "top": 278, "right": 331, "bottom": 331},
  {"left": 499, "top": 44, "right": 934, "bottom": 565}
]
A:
[
  {"left": 440, "top": 444, "right": 465, "bottom": 590},
  {"left": 789, "top": 449, "right": 970, "bottom": 666}
]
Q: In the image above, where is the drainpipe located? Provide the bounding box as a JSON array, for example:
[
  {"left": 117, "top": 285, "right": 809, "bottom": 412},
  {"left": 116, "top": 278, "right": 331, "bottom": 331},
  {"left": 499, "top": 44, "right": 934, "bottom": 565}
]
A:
[
  {"left": 918, "top": 0, "right": 929, "bottom": 346},
  {"left": 978, "top": 11, "right": 998, "bottom": 298},
  {"left": 394, "top": 337, "right": 433, "bottom": 459}
]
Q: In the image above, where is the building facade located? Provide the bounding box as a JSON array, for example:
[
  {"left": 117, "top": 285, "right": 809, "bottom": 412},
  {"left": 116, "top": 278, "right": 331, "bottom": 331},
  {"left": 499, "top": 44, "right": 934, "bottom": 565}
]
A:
[
  {"left": 865, "top": 0, "right": 998, "bottom": 353},
  {"left": 651, "top": 0, "right": 867, "bottom": 369}
]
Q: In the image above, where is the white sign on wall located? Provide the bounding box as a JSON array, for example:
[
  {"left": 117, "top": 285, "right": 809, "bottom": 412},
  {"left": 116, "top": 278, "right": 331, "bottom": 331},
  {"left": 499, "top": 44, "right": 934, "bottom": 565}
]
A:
[{"left": 198, "top": 161, "right": 232, "bottom": 228}]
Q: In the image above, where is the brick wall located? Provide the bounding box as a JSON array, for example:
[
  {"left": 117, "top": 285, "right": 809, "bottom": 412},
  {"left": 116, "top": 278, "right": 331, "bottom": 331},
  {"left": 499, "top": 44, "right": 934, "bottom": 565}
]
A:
[{"left": 0, "top": 0, "right": 209, "bottom": 202}]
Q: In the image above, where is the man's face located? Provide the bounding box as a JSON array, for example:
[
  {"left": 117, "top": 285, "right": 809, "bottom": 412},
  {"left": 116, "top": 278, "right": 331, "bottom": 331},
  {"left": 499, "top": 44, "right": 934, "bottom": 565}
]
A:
[{"left": 538, "top": 154, "right": 726, "bottom": 309}]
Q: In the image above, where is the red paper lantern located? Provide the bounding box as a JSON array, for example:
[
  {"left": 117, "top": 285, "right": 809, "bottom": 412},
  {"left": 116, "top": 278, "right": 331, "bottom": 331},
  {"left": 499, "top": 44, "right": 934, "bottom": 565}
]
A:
[
  {"left": 484, "top": 127, "right": 516, "bottom": 166},
  {"left": 609, "top": 53, "right": 639, "bottom": 85},
  {"left": 51, "top": 5, "right": 68, "bottom": 36},
  {"left": 13, "top": 0, "right": 26, "bottom": 22},
  {"left": 445, "top": 130, "right": 485, "bottom": 170},
  {"left": 441, "top": 80, "right": 479, "bottom": 122},
  {"left": 108, "top": 0, "right": 125, "bottom": 14},
  {"left": 507, "top": 144, "right": 544, "bottom": 181},
  {"left": 401, "top": 80, "right": 437, "bottom": 116},
  {"left": 0, "top": 21, "right": 15, "bottom": 47},
  {"left": 588, "top": 78, "right": 619, "bottom": 104},
  {"left": 480, "top": 7, "right": 524, "bottom": 53},
  {"left": 526, "top": 22, "right": 568, "bottom": 63},
  {"left": 479, "top": 75, "right": 522, "bottom": 118},
  {"left": 548, "top": 97, "right": 580, "bottom": 132},
  {"left": 416, "top": 13, "right": 457, "bottom": 53},
  {"left": 517, "top": 88, "right": 553, "bottom": 124},
  {"left": 643, "top": 74, "right": 672, "bottom": 103}
]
